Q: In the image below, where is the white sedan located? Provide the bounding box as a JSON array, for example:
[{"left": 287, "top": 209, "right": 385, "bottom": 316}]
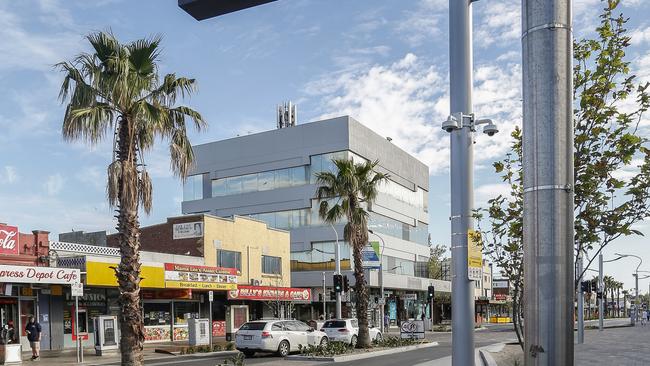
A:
[
  {"left": 235, "top": 320, "right": 329, "bottom": 357},
  {"left": 320, "top": 319, "right": 382, "bottom": 347}
]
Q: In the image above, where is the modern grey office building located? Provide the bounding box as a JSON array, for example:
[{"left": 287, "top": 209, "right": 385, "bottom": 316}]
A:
[{"left": 181, "top": 116, "right": 449, "bottom": 323}]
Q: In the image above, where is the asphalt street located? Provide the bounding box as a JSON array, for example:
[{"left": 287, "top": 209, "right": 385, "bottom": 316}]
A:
[{"left": 107, "top": 324, "right": 517, "bottom": 366}]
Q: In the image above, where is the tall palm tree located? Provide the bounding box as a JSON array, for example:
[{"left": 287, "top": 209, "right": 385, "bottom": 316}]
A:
[
  {"left": 316, "top": 158, "right": 388, "bottom": 348},
  {"left": 603, "top": 275, "right": 614, "bottom": 317},
  {"left": 57, "top": 32, "right": 205, "bottom": 366}
]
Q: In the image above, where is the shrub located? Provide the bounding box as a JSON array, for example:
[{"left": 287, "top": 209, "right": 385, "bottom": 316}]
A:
[
  {"left": 298, "top": 341, "right": 352, "bottom": 357},
  {"left": 375, "top": 336, "right": 418, "bottom": 348}
]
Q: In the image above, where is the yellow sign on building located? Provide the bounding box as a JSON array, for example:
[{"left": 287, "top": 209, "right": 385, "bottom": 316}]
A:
[
  {"left": 467, "top": 230, "right": 483, "bottom": 281},
  {"left": 86, "top": 261, "right": 165, "bottom": 288}
]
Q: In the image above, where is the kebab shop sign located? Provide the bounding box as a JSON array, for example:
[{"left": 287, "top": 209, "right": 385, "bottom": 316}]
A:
[
  {"left": 0, "top": 224, "right": 19, "bottom": 256},
  {"left": 0, "top": 264, "right": 80, "bottom": 285}
]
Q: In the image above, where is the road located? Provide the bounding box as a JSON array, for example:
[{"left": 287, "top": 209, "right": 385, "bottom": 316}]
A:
[{"left": 126, "top": 324, "right": 517, "bottom": 366}]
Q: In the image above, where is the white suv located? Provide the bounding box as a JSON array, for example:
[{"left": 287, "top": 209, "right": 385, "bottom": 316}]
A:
[
  {"left": 320, "top": 319, "right": 382, "bottom": 347},
  {"left": 235, "top": 320, "right": 329, "bottom": 357}
]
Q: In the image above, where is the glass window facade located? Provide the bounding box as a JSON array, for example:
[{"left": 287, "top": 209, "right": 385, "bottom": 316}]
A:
[
  {"left": 217, "top": 249, "right": 242, "bottom": 271},
  {"left": 376, "top": 179, "right": 428, "bottom": 213},
  {"left": 212, "top": 166, "right": 308, "bottom": 197},
  {"left": 262, "top": 255, "right": 282, "bottom": 275},
  {"left": 182, "top": 174, "right": 203, "bottom": 201},
  {"left": 291, "top": 241, "right": 352, "bottom": 272},
  {"left": 382, "top": 255, "right": 415, "bottom": 276}
]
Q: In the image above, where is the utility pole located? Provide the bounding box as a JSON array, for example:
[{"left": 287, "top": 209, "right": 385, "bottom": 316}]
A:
[
  {"left": 522, "top": 0, "right": 574, "bottom": 364},
  {"left": 599, "top": 254, "right": 604, "bottom": 331},
  {"left": 577, "top": 255, "right": 584, "bottom": 344},
  {"left": 448, "top": 1, "right": 475, "bottom": 365},
  {"left": 331, "top": 224, "right": 342, "bottom": 319},
  {"left": 322, "top": 272, "right": 326, "bottom": 319}
]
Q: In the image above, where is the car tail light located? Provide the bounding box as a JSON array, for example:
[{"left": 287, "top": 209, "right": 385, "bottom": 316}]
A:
[
  {"left": 338, "top": 329, "right": 349, "bottom": 333},
  {"left": 261, "top": 331, "right": 272, "bottom": 338}
]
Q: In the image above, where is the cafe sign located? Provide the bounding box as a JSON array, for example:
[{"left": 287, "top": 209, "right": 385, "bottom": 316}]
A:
[
  {"left": 0, "top": 264, "right": 80, "bottom": 284},
  {"left": 164, "top": 263, "right": 237, "bottom": 290},
  {"left": 228, "top": 286, "right": 312, "bottom": 302},
  {"left": 0, "top": 225, "right": 19, "bottom": 256}
]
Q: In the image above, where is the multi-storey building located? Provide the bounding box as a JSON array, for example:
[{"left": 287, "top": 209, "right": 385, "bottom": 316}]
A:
[{"left": 181, "top": 116, "right": 449, "bottom": 324}]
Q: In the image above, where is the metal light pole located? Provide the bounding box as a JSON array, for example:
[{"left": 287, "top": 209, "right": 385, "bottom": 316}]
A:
[
  {"left": 369, "top": 230, "right": 386, "bottom": 333},
  {"left": 522, "top": 0, "right": 574, "bottom": 364},
  {"left": 331, "top": 224, "right": 342, "bottom": 319},
  {"left": 598, "top": 254, "right": 604, "bottom": 331},
  {"left": 614, "top": 253, "right": 642, "bottom": 325},
  {"left": 322, "top": 271, "right": 326, "bottom": 319},
  {"left": 448, "top": 1, "right": 475, "bottom": 364},
  {"left": 577, "top": 254, "right": 584, "bottom": 344}
]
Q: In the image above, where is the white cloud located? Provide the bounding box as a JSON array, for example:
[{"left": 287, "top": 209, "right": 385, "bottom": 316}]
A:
[
  {"left": 304, "top": 53, "right": 522, "bottom": 175},
  {"left": 0, "top": 166, "right": 19, "bottom": 184},
  {"left": 395, "top": 0, "right": 446, "bottom": 47},
  {"left": 475, "top": 183, "right": 511, "bottom": 208},
  {"left": 475, "top": 1, "right": 520, "bottom": 48},
  {"left": 44, "top": 174, "right": 64, "bottom": 196},
  {"left": 630, "top": 26, "right": 650, "bottom": 45},
  {"left": 75, "top": 166, "right": 104, "bottom": 191}
]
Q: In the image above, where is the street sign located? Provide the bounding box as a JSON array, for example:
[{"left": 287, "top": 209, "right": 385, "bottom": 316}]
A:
[
  {"left": 208, "top": 290, "right": 214, "bottom": 302},
  {"left": 362, "top": 241, "right": 381, "bottom": 269},
  {"left": 467, "top": 230, "right": 483, "bottom": 281},
  {"left": 71, "top": 283, "right": 83, "bottom": 297},
  {"left": 399, "top": 320, "right": 425, "bottom": 339}
]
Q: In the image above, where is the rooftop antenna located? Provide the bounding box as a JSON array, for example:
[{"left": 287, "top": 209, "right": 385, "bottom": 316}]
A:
[{"left": 277, "top": 101, "right": 297, "bottom": 129}]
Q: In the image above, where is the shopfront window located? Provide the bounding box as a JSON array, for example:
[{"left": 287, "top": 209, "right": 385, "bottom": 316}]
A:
[
  {"left": 217, "top": 249, "right": 242, "bottom": 271},
  {"left": 144, "top": 303, "right": 171, "bottom": 326},
  {"left": 262, "top": 255, "right": 282, "bottom": 275},
  {"left": 173, "top": 302, "right": 199, "bottom": 325}
]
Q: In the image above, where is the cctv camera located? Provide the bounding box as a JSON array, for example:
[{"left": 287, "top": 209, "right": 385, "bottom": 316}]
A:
[
  {"left": 441, "top": 115, "right": 459, "bottom": 133},
  {"left": 483, "top": 123, "right": 498, "bottom": 136}
]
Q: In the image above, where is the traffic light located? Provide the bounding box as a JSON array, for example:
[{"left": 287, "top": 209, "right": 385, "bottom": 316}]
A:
[
  {"left": 374, "top": 296, "right": 379, "bottom": 304},
  {"left": 333, "top": 274, "right": 343, "bottom": 293},
  {"left": 591, "top": 282, "right": 598, "bottom": 293},
  {"left": 343, "top": 275, "right": 350, "bottom": 292},
  {"left": 428, "top": 285, "right": 435, "bottom": 300},
  {"left": 580, "top": 281, "right": 590, "bottom": 293},
  {"left": 319, "top": 293, "right": 323, "bottom": 302},
  {"left": 329, "top": 291, "right": 336, "bottom": 300}
]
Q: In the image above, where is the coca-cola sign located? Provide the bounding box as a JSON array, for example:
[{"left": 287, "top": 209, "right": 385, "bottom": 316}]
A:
[{"left": 0, "top": 225, "right": 19, "bottom": 256}]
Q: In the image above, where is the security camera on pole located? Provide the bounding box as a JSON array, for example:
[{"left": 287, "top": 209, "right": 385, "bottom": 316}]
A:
[{"left": 443, "top": 0, "right": 498, "bottom": 363}]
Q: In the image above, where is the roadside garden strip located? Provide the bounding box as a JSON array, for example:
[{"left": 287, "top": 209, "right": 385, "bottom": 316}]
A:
[{"left": 286, "top": 341, "right": 439, "bottom": 362}]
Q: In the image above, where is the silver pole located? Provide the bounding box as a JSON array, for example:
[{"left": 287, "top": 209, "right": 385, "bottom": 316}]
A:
[
  {"left": 370, "top": 231, "right": 386, "bottom": 333},
  {"left": 449, "top": 0, "right": 474, "bottom": 364},
  {"left": 635, "top": 272, "right": 639, "bottom": 325},
  {"left": 331, "top": 224, "right": 342, "bottom": 319},
  {"left": 577, "top": 255, "right": 584, "bottom": 344},
  {"left": 522, "top": 0, "right": 574, "bottom": 364},
  {"left": 599, "top": 254, "right": 604, "bottom": 331},
  {"left": 75, "top": 295, "right": 80, "bottom": 363},
  {"left": 209, "top": 296, "right": 213, "bottom": 349},
  {"left": 322, "top": 272, "right": 326, "bottom": 318}
]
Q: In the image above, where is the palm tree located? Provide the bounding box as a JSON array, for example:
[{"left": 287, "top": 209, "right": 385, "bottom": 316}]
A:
[
  {"left": 316, "top": 158, "right": 388, "bottom": 348},
  {"left": 57, "top": 32, "right": 205, "bottom": 366},
  {"left": 603, "top": 275, "right": 614, "bottom": 317}
]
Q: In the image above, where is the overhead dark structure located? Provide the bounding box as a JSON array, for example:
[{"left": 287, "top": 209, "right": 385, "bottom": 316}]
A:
[{"left": 178, "top": 0, "right": 277, "bottom": 20}]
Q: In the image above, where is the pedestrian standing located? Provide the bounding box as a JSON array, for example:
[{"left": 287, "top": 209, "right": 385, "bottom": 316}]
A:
[
  {"left": 25, "top": 316, "right": 42, "bottom": 360},
  {"left": 642, "top": 310, "right": 648, "bottom": 326}
]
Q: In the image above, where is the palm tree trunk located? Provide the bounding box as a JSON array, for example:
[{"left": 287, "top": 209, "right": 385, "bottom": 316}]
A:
[
  {"left": 617, "top": 289, "right": 620, "bottom": 317},
  {"left": 352, "top": 226, "right": 370, "bottom": 348},
  {"left": 115, "top": 118, "right": 145, "bottom": 366}
]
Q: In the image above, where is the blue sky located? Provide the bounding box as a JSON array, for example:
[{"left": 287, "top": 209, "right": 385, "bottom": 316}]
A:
[{"left": 1, "top": 0, "right": 650, "bottom": 290}]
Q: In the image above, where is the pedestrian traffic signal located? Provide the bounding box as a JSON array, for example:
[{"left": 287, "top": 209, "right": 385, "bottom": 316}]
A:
[
  {"left": 591, "top": 282, "right": 598, "bottom": 293},
  {"left": 343, "top": 275, "right": 350, "bottom": 292},
  {"left": 319, "top": 293, "right": 323, "bottom": 302},
  {"left": 333, "top": 274, "right": 343, "bottom": 293},
  {"left": 329, "top": 291, "right": 336, "bottom": 300},
  {"left": 580, "top": 281, "right": 590, "bottom": 293},
  {"left": 428, "top": 285, "right": 435, "bottom": 299},
  {"left": 374, "top": 296, "right": 379, "bottom": 304}
]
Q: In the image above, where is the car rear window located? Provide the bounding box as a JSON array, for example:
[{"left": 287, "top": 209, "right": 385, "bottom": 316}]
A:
[
  {"left": 239, "top": 322, "right": 267, "bottom": 330},
  {"left": 322, "top": 320, "right": 346, "bottom": 328}
]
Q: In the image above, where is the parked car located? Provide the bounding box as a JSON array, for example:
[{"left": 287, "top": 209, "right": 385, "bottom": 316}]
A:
[
  {"left": 320, "top": 318, "right": 382, "bottom": 347},
  {"left": 235, "top": 319, "right": 329, "bottom": 357}
]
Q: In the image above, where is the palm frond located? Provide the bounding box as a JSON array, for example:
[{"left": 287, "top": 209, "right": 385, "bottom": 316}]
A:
[{"left": 139, "top": 169, "right": 153, "bottom": 214}]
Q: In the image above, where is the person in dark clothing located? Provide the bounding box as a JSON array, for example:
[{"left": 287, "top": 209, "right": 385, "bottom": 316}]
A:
[{"left": 25, "top": 316, "right": 42, "bottom": 360}]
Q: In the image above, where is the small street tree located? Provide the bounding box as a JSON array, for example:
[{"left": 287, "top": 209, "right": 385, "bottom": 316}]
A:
[
  {"left": 315, "top": 158, "right": 387, "bottom": 348},
  {"left": 58, "top": 32, "right": 205, "bottom": 366},
  {"left": 427, "top": 235, "right": 447, "bottom": 279}
]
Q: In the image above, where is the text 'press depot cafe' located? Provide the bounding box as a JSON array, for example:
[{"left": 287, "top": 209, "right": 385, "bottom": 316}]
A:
[{"left": 0, "top": 264, "right": 80, "bottom": 352}]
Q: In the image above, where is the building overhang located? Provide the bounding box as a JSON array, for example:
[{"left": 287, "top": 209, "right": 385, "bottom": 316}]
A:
[{"left": 178, "top": 0, "right": 277, "bottom": 20}]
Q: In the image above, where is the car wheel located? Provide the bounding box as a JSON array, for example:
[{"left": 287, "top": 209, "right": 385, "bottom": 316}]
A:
[
  {"left": 277, "top": 340, "right": 290, "bottom": 357},
  {"left": 375, "top": 333, "right": 383, "bottom": 342},
  {"left": 320, "top": 337, "right": 329, "bottom": 347},
  {"left": 350, "top": 335, "right": 358, "bottom": 348},
  {"left": 242, "top": 350, "right": 255, "bottom": 357}
]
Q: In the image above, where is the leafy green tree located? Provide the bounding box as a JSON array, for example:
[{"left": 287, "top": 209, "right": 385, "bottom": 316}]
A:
[
  {"left": 475, "top": 127, "right": 524, "bottom": 349},
  {"left": 427, "top": 235, "right": 447, "bottom": 279},
  {"left": 57, "top": 32, "right": 205, "bottom": 365},
  {"left": 573, "top": 0, "right": 650, "bottom": 282},
  {"left": 316, "top": 158, "right": 387, "bottom": 348}
]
